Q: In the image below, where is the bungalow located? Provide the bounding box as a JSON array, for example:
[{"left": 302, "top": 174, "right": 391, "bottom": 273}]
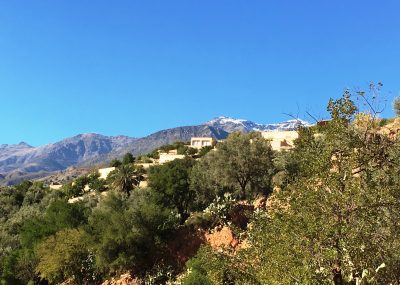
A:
[
  {"left": 190, "top": 137, "right": 216, "bottom": 149},
  {"left": 261, "top": 131, "right": 298, "bottom": 151}
]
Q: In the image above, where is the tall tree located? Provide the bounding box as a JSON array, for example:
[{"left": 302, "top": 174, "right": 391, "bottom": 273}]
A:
[
  {"left": 148, "top": 158, "right": 196, "bottom": 223},
  {"left": 108, "top": 164, "right": 144, "bottom": 195},
  {"left": 191, "top": 132, "right": 275, "bottom": 204},
  {"left": 122, "top": 152, "right": 135, "bottom": 165},
  {"left": 35, "top": 228, "right": 96, "bottom": 285},
  {"left": 243, "top": 91, "right": 400, "bottom": 284},
  {"left": 87, "top": 190, "right": 178, "bottom": 276}
]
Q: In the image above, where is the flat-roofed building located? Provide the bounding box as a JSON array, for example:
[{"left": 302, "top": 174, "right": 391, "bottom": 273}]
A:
[
  {"left": 261, "top": 131, "right": 298, "bottom": 151},
  {"left": 49, "top": 183, "right": 63, "bottom": 190},
  {"left": 190, "top": 137, "right": 216, "bottom": 149},
  {"left": 98, "top": 167, "right": 116, "bottom": 180}
]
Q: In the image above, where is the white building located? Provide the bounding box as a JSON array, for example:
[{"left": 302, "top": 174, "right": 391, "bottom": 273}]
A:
[
  {"left": 261, "top": 131, "right": 298, "bottom": 151},
  {"left": 98, "top": 167, "right": 116, "bottom": 179},
  {"left": 158, "top": 153, "right": 185, "bottom": 164},
  {"left": 190, "top": 137, "right": 216, "bottom": 149}
]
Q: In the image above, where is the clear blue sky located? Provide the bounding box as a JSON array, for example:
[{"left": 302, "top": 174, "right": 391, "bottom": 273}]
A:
[{"left": 1, "top": 1, "right": 399, "bottom": 146}]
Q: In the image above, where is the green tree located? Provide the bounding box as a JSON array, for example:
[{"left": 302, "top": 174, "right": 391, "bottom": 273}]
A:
[
  {"left": 148, "top": 158, "right": 196, "bottom": 223},
  {"left": 62, "top": 176, "right": 89, "bottom": 198},
  {"left": 197, "top": 145, "right": 213, "bottom": 157},
  {"left": 35, "top": 228, "right": 96, "bottom": 285},
  {"left": 22, "top": 182, "right": 47, "bottom": 206},
  {"left": 122, "top": 152, "right": 135, "bottom": 165},
  {"left": 15, "top": 180, "right": 33, "bottom": 193},
  {"left": 20, "top": 200, "right": 87, "bottom": 248},
  {"left": 0, "top": 252, "right": 23, "bottom": 285},
  {"left": 87, "top": 190, "right": 178, "bottom": 276},
  {"left": 108, "top": 164, "right": 144, "bottom": 195},
  {"left": 87, "top": 171, "right": 107, "bottom": 192},
  {"left": 0, "top": 188, "right": 82, "bottom": 285},
  {"left": 147, "top": 150, "right": 160, "bottom": 159},
  {"left": 191, "top": 132, "right": 275, "bottom": 205},
  {"left": 185, "top": 147, "right": 198, "bottom": 156},
  {"left": 159, "top": 141, "right": 187, "bottom": 153},
  {"left": 109, "top": 159, "right": 122, "bottom": 167},
  {"left": 242, "top": 92, "right": 400, "bottom": 284},
  {"left": 393, "top": 96, "right": 400, "bottom": 117}
]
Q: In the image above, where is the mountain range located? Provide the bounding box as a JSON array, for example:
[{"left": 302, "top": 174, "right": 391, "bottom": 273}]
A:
[{"left": 0, "top": 116, "right": 311, "bottom": 185}]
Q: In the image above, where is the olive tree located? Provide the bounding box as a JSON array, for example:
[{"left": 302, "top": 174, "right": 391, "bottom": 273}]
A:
[
  {"left": 243, "top": 92, "right": 400, "bottom": 284},
  {"left": 190, "top": 132, "right": 275, "bottom": 207},
  {"left": 35, "top": 228, "right": 96, "bottom": 285}
]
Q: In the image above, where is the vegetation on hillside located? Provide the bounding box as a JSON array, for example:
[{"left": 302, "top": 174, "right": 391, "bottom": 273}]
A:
[{"left": 1, "top": 87, "right": 400, "bottom": 284}]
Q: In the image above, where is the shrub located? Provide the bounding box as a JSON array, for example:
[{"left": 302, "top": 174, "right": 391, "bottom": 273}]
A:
[
  {"left": 182, "top": 270, "right": 212, "bottom": 285},
  {"left": 198, "top": 146, "right": 213, "bottom": 157},
  {"left": 203, "top": 193, "right": 236, "bottom": 227},
  {"left": 122, "top": 152, "right": 135, "bottom": 165},
  {"left": 182, "top": 246, "right": 254, "bottom": 285},
  {"left": 185, "top": 212, "right": 213, "bottom": 229},
  {"left": 393, "top": 97, "right": 400, "bottom": 116},
  {"left": 35, "top": 228, "right": 97, "bottom": 285}
]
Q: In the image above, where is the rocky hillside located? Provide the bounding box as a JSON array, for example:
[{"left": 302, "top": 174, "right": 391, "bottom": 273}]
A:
[{"left": 0, "top": 117, "right": 310, "bottom": 185}]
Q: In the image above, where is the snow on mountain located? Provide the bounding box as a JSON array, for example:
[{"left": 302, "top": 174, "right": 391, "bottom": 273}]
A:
[
  {"left": 0, "top": 116, "right": 312, "bottom": 185},
  {"left": 205, "top": 116, "right": 312, "bottom": 133}
]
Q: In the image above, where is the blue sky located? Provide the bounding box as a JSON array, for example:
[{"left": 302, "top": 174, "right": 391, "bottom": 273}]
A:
[{"left": 1, "top": 1, "right": 399, "bottom": 146}]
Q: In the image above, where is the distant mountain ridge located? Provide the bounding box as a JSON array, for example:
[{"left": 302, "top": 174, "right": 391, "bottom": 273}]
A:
[
  {"left": 206, "top": 116, "right": 311, "bottom": 133},
  {"left": 0, "top": 116, "right": 311, "bottom": 185}
]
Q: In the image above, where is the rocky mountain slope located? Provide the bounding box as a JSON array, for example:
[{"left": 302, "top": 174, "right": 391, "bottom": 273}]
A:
[
  {"left": 0, "top": 116, "right": 310, "bottom": 185},
  {"left": 206, "top": 116, "right": 311, "bottom": 132}
]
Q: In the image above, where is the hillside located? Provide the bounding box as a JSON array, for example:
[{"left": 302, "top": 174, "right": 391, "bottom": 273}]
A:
[
  {"left": 2, "top": 98, "right": 400, "bottom": 285},
  {"left": 0, "top": 117, "right": 310, "bottom": 185}
]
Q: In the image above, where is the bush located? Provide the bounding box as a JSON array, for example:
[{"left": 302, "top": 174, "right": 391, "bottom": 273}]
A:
[
  {"left": 35, "top": 228, "right": 97, "bottom": 285},
  {"left": 62, "top": 176, "right": 89, "bottom": 198},
  {"left": 122, "top": 152, "right": 135, "bottom": 165},
  {"left": 0, "top": 252, "right": 23, "bottom": 285},
  {"left": 147, "top": 150, "right": 160, "bottom": 159},
  {"left": 20, "top": 200, "right": 87, "bottom": 248},
  {"left": 109, "top": 159, "right": 122, "bottom": 167},
  {"left": 393, "top": 97, "right": 400, "bottom": 116},
  {"left": 137, "top": 155, "right": 153, "bottom": 163},
  {"left": 202, "top": 193, "right": 236, "bottom": 227},
  {"left": 87, "top": 190, "right": 179, "bottom": 276},
  {"left": 144, "top": 265, "right": 174, "bottom": 284},
  {"left": 185, "top": 212, "right": 213, "bottom": 229},
  {"left": 198, "top": 146, "right": 213, "bottom": 157},
  {"left": 182, "top": 270, "right": 212, "bottom": 285},
  {"left": 87, "top": 172, "right": 107, "bottom": 192},
  {"left": 182, "top": 246, "right": 254, "bottom": 285}
]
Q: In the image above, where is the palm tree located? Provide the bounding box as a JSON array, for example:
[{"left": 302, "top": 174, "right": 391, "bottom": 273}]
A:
[{"left": 108, "top": 164, "right": 144, "bottom": 195}]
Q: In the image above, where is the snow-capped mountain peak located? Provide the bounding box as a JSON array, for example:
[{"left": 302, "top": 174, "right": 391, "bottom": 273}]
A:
[
  {"left": 206, "top": 116, "right": 248, "bottom": 125},
  {"left": 205, "top": 116, "right": 311, "bottom": 133}
]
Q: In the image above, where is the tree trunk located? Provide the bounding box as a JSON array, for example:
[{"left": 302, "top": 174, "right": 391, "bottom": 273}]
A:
[
  {"left": 240, "top": 186, "right": 246, "bottom": 200},
  {"left": 333, "top": 267, "right": 343, "bottom": 285}
]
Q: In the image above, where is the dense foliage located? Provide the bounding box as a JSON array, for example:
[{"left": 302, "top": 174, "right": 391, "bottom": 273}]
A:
[
  {"left": 190, "top": 131, "right": 275, "bottom": 207},
  {"left": 183, "top": 91, "right": 400, "bottom": 285},
  {"left": 1, "top": 89, "right": 399, "bottom": 285},
  {"left": 148, "top": 158, "right": 196, "bottom": 223}
]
